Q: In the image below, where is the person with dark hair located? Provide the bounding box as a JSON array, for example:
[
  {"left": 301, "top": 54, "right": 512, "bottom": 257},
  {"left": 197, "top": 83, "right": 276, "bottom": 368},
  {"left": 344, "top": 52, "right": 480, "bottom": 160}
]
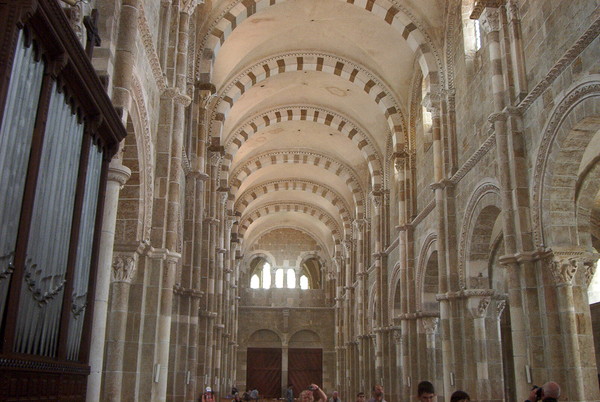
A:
[
  {"left": 368, "top": 384, "right": 386, "bottom": 402},
  {"left": 299, "top": 384, "right": 327, "bottom": 402},
  {"left": 450, "top": 390, "right": 470, "bottom": 402},
  {"left": 286, "top": 384, "right": 294, "bottom": 402},
  {"left": 416, "top": 381, "right": 436, "bottom": 401},
  {"left": 355, "top": 392, "right": 366, "bottom": 402},
  {"left": 525, "top": 382, "right": 560, "bottom": 402}
]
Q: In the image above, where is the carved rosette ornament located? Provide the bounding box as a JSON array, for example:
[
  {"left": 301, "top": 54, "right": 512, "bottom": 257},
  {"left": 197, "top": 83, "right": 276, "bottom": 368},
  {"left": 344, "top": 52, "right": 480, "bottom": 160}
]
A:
[{"left": 112, "top": 254, "right": 137, "bottom": 283}]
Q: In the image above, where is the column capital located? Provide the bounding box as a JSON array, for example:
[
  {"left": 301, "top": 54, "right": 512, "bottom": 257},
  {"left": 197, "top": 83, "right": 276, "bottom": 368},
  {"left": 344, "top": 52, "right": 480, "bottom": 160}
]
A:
[
  {"left": 544, "top": 248, "right": 599, "bottom": 287},
  {"left": 107, "top": 160, "right": 131, "bottom": 186},
  {"left": 419, "top": 316, "right": 439, "bottom": 335},
  {"left": 479, "top": 7, "right": 502, "bottom": 34},
  {"left": 470, "top": 0, "right": 504, "bottom": 20}
]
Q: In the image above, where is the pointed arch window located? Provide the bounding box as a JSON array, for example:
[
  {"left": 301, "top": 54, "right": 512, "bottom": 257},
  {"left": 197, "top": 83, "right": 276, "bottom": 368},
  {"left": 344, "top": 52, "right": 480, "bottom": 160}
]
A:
[
  {"left": 262, "top": 263, "right": 271, "bottom": 289},
  {"left": 250, "top": 275, "right": 260, "bottom": 289},
  {"left": 300, "top": 275, "right": 309, "bottom": 290}
]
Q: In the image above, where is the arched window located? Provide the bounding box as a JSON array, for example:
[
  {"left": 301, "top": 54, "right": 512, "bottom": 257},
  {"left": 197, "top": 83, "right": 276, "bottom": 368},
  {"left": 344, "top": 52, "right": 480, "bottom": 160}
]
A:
[
  {"left": 287, "top": 269, "right": 296, "bottom": 288},
  {"left": 262, "top": 263, "right": 271, "bottom": 289},
  {"left": 300, "top": 275, "right": 309, "bottom": 290},
  {"left": 589, "top": 261, "right": 600, "bottom": 304},
  {"left": 474, "top": 19, "right": 482, "bottom": 51},
  {"left": 275, "top": 269, "right": 284, "bottom": 288},
  {"left": 250, "top": 275, "right": 260, "bottom": 289}
]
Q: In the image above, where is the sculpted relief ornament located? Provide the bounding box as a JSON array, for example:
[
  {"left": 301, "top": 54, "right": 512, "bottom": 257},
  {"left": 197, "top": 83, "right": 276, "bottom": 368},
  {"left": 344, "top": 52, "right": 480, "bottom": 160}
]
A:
[
  {"left": 546, "top": 249, "right": 599, "bottom": 287},
  {"left": 112, "top": 253, "right": 137, "bottom": 283}
]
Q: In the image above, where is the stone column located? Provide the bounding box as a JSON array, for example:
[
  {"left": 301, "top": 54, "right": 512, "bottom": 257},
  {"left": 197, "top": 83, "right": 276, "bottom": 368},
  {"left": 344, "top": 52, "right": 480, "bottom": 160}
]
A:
[
  {"left": 468, "top": 295, "right": 492, "bottom": 399},
  {"left": 103, "top": 244, "right": 144, "bottom": 400},
  {"left": 479, "top": 8, "right": 530, "bottom": 400},
  {"left": 429, "top": 96, "right": 451, "bottom": 398},
  {"left": 87, "top": 161, "right": 131, "bottom": 401},
  {"left": 506, "top": 1, "right": 528, "bottom": 101}
]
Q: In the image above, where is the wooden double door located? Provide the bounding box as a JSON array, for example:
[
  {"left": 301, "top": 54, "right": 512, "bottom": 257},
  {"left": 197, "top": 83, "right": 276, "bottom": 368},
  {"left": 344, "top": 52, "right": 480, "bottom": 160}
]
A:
[{"left": 246, "top": 348, "right": 322, "bottom": 398}]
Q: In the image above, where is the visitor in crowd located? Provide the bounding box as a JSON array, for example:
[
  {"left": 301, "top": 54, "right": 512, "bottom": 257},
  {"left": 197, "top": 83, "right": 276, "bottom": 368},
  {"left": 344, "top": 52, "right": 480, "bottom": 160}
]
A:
[
  {"left": 450, "top": 390, "right": 470, "bottom": 402},
  {"left": 417, "top": 381, "right": 436, "bottom": 401},
  {"left": 250, "top": 387, "right": 259, "bottom": 401},
  {"left": 525, "top": 382, "right": 560, "bottom": 402},
  {"left": 286, "top": 384, "right": 294, "bottom": 402},
  {"left": 355, "top": 392, "right": 366, "bottom": 402},
  {"left": 329, "top": 390, "right": 341, "bottom": 402},
  {"left": 243, "top": 388, "right": 251, "bottom": 401},
  {"left": 368, "top": 384, "right": 386, "bottom": 402},
  {"left": 202, "top": 387, "right": 215, "bottom": 402},
  {"left": 299, "top": 383, "right": 327, "bottom": 402}
]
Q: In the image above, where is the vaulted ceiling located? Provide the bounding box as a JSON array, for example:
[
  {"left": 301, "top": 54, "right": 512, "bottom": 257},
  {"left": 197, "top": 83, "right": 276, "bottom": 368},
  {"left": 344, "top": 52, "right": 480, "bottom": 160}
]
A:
[{"left": 198, "top": 0, "right": 446, "bottom": 260}]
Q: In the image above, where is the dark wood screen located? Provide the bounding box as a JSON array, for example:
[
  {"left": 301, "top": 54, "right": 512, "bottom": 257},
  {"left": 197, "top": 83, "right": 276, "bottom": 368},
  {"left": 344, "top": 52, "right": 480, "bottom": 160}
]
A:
[
  {"left": 288, "top": 348, "right": 322, "bottom": 396},
  {"left": 246, "top": 348, "right": 282, "bottom": 398}
]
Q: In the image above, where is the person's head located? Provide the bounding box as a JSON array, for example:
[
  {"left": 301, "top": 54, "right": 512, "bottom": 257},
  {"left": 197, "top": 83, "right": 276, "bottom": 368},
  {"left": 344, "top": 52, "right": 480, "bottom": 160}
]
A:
[
  {"left": 299, "top": 390, "right": 314, "bottom": 402},
  {"left": 417, "top": 381, "right": 435, "bottom": 401},
  {"left": 541, "top": 382, "right": 560, "bottom": 400},
  {"left": 372, "top": 384, "right": 384, "bottom": 397},
  {"left": 450, "top": 390, "right": 470, "bottom": 402},
  {"left": 356, "top": 392, "right": 366, "bottom": 402},
  {"left": 332, "top": 391, "right": 339, "bottom": 398}
]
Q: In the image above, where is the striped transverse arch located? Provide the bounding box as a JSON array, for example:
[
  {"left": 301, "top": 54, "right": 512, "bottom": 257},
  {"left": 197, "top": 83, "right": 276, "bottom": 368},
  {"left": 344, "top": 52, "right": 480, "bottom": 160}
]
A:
[
  {"left": 228, "top": 150, "right": 366, "bottom": 218},
  {"left": 239, "top": 201, "right": 344, "bottom": 246},
  {"left": 198, "top": 0, "right": 440, "bottom": 94},
  {"left": 234, "top": 179, "right": 354, "bottom": 235},
  {"left": 221, "top": 105, "right": 384, "bottom": 189},
  {"left": 210, "top": 52, "right": 406, "bottom": 158}
]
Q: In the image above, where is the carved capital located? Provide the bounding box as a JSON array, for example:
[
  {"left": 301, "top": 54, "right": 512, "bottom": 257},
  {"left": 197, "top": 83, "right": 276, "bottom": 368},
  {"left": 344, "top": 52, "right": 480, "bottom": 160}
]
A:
[
  {"left": 112, "top": 253, "right": 137, "bottom": 283},
  {"left": 468, "top": 296, "right": 491, "bottom": 318},
  {"left": 107, "top": 161, "right": 132, "bottom": 186},
  {"left": 480, "top": 8, "right": 501, "bottom": 34},
  {"left": 420, "top": 317, "right": 439, "bottom": 335},
  {"left": 507, "top": 0, "right": 520, "bottom": 22}
]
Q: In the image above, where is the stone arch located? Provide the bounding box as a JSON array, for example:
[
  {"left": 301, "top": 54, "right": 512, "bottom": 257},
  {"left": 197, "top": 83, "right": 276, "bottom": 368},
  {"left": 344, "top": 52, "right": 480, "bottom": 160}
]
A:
[
  {"left": 457, "top": 180, "right": 502, "bottom": 288},
  {"left": 235, "top": 179, "right": 354, "bottom": 234},
  {"left": 123, "top": 74, "right": 154, "bottom": 242},
  {"left": 197, "top": 0, "right": 441, "bottom": 95},
  {"left": 221, "top": 105, "right": 384, "bottom": 189},
  {"left": 238, "top": 202, "right": 343, "bottom": 246},
  {"left": 246, "top": 226, "right": 330, "bottom": 261},
  {"left": 532, "top": 79, "right": 600, "bottom": 247},
  {"left": 244, "top": 252, "right": 275, "bottom": 288},
  {"left": 229, "top": 150, "right": 366, "bottom": 218},
  {"left": 210, "top": 52, "right": 406, "bottom": 156},
  {"left": 389, "top": 262, "right": 402, "bottom": 319},
  {"left": 416, "top": 232, "right": 437, "bottom": 312},
  {"left": 367, "top": 282, "right": 378, "bottom": 330},
  {"left": 247, "top": 328, "right": 283, "bottom": 348},
  {"left": 289, "top": 329, "right": 322, "bottom": 348}
]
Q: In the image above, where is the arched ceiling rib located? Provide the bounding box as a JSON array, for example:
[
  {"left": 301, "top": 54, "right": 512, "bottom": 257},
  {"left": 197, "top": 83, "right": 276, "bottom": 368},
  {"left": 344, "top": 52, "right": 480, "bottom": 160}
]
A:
[
  {"left": 228, "top": 150, "right": 366, "bottom": 218},
  {"left": 221, "top": 104, "right": 384, "bottom": 188},
  {"left": 199, "top": 0, "right": 446, "bottom": 260}
]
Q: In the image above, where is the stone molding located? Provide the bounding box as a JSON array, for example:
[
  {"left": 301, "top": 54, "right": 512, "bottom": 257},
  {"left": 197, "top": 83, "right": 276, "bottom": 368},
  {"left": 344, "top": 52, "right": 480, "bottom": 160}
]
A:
[
  {"left": 411, "top": 199, "right": 435, "bottom": 227},
  {"left": 517, "top": 17, "right": 600, "bottom": 114},
  {"left": 480, "top": 7, "right": 501, "bottom": 34},
  {"left": 449, "top": 132, "right": 496, "bottom": 185},
  {"left": 456, "top": 181, "right": 501, "bottom": 288},
  {"left": 531, "top": 81, "right": 600, "bottom": 246},
  {"left": 130, "top": 74, "right": 155, "bottom": 241},
  {"left": 137, "top": 2, "right": 166, "bottom": 91},
  {"left": 543, "top": 248, "right": 599, "bottom": 287}
]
